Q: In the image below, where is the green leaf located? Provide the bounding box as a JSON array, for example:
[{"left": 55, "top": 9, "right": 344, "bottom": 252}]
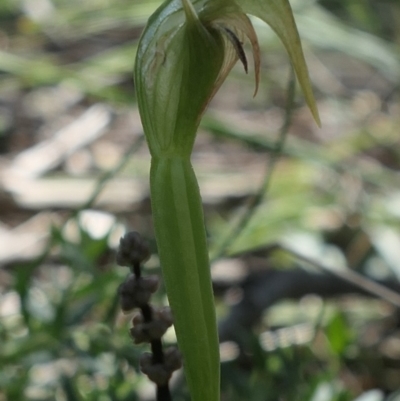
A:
[
  {"left": 326, "top": 311, "right": 353, "bottom": 355},
  {"left": 236, "top": 0, "right": 321, "bottom": 126}
]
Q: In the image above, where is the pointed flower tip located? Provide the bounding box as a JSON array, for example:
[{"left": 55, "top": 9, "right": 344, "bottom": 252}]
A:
[
  {"left": 181, "top": 0, "right": 199, "bottom": 23},
  {"left": 304, "top": 90, "right": 321, "bottom": 126},
  {"left": 214, "top": 13, "right": 261, "bottom": 99},
  {"left": 311, "top": 107, "right": 321, "bottom": 127},
  {"left": 253, "top": 64, "right": 260, "bottom": 97}
]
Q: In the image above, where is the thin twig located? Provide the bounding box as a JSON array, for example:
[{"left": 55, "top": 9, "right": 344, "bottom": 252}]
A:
[{"left": 280, "top": 244, "right": 400, "bottom": 308}]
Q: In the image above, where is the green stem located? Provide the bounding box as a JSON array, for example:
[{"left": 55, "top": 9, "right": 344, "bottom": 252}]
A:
[{"left": 150, "top": 155, "right": 220, "bottom": 401}]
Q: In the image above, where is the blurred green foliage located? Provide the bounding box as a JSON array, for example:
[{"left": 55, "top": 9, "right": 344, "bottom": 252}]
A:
[{"left": 2, "top": 223, "right": 142, "bottom": 400}]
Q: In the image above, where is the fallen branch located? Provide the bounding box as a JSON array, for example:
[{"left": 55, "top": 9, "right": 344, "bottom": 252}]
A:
[{"left": 218, "top": 248, "right": 400, "bottom": 342}]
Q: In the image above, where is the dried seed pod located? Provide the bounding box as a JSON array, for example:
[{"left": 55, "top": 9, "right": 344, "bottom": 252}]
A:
[
  {"left": 116, "top": 231, "right": 151, "bottom": 267},
  {"left": 118, "top": 275, "right": 156, "bottom": 311},
  {"left": 164, "top": 347, "right": 183, "bottom": 372},
  {"left": 130, "top": 307, "right": 174, "bottom": 343},
  {"left": 139, "top": 348, "right": 182, "bottom": 385},
  {"left": 142, "top": 275, "right": 160, "bottom": 294},
  {"left": 140, "top": 353, "right": 172, "bottom": 385}
]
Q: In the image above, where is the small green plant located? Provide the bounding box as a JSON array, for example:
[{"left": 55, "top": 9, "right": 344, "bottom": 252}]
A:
[{"left": 134, "top": 1, "right": 319, "bottom": 400}]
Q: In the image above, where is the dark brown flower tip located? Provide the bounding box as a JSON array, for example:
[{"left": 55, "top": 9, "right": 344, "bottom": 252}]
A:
[
  {"left": 222, "top": 27, "right": 248, "bottom": 74},
  {"left": 116, "top": 231, "right": 151, "bottom": 267}
]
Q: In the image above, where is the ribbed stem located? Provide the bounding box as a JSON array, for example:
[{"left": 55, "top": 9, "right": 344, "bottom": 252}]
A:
[{"left": 150, "top": 155, "right": 220, "bottom": 401}]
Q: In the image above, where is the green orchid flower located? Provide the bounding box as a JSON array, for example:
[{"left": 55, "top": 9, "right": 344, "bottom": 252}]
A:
[{"left": 134, "top": 1, "right": 320, "bottom": 400}]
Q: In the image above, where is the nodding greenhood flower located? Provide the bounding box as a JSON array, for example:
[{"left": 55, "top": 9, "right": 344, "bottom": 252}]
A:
[
  {"left": 134, "top": 1, "right": 320, "bottom": 401},
  {"left": 135, "top": 0, "right": 262, "bottom": 158}
]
